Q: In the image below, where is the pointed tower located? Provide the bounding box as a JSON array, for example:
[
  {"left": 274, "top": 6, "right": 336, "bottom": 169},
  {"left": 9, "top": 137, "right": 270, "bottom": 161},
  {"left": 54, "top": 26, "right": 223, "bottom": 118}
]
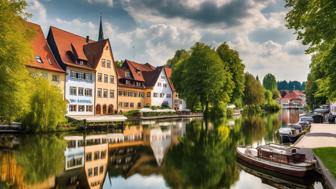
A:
[{"left": 98, "top": 15, "right": 104, "bottom": 41}]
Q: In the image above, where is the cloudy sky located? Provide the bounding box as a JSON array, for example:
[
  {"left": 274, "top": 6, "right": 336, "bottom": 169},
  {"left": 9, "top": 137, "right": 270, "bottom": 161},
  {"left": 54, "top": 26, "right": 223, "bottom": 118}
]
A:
[{"left": 26, "top": 0, "right": 310, "bottom": 81}]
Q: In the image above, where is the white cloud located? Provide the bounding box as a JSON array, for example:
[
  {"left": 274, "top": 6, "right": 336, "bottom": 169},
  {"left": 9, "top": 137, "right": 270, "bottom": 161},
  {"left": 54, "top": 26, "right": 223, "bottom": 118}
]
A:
[
  {"left": 87, "top": 0, "right": 113, "bottom": 7},
  {"left": 26, "top": 0, "right": 47, "bottom": 25}
]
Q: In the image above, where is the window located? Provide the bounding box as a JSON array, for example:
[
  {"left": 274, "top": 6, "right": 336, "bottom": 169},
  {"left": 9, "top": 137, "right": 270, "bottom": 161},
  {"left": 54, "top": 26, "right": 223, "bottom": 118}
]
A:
[
  {"left": 147, "top": 92, "right": 151, "bottom": 97},
  {"left": 94, "top": 151, "right": 100, "bottom": 160},
  {"left": 160, "top": 93, "right": 164, "bottom": 98},
  {"left": 101, "top": 151, "right": 106, "bottom": 159},
  {"left": 104, "top": 74, "right": 108, "bottom": 83},
  {"left": 78, "top": 105, "right": 85, "bottom": 112},
  {"left": 69, "top": 105, "right": 77, "bottom": 112},
  {"left": 125, "top": 71, "right": 131, "bottom": 78},
  {"left": 86, "top": 152, "right": 92, "bottom": 161},
  {"left": 98, "top": 73, "right": 102, "bottom": 82},
  {"left": 153, "top": 93, "right": 158, "bottom": 97},
  {"left": 157, "top": 82, "right": 162, "bottom": 87},
  {"left": 97, "top": 88, "right": 102, "bottom": 98},
  {"left": 79, "top": 60, "right": 84, "bottom": 65},
  {"left": 94, "top": 167, "right": 98, "bottom": 176},
  {"left": 163, "top": 83, "right": 167, "bottom": 88},
  {"left": 130, "top": 103, "right": 134, "bottom": 108},
  {"left": 99, "top": 166, "right": 104, "bottom": 174},
  {"left": 70, "top": 87, "right": 77, "bottom": 95},
  {"left": 161, "top": 75, "right": 165, "bottom": 79},
  {"left": 107, "top": 60, "right": 111, "bottom": 68},
  {"left": 134, "top": 92, "right": 138, "bottom": 97},
  {"left": 85, "top": 73, "right": 92, "bottom": 81},
  {"left": 118, "top": 90, "right": 123, "bottom": 96},
  {"left": 88, "top": 168, "right": 93, "bottom": 177},
  {"left": 167, "top": 94, "right": 171, "bottom": 98},
  {"left": 78, "top": 87, "right": 84, "bottom": 96},
  {"left": 110, "top": 90, "right": 114, "bottom": 98},
  {"left": 123, "top": 91, "right": 127, "bottom": 96},
  {"left": 101, "top": 59, "right": 106, "bottom": 67},
  {"left": 85, "top": 88, "right": 92, "bottom": 96},
  {"left": 124, "top": 102, "right": 129, "bottom": 107},
  {"left": 137, "top": 102, "right": 142, "bottom": 108},
  {"left": 79, "top": 73, "right": 84, "bottom": 80},
  {"left": 47, "top": 58, "right": 52, "bottom": 65},
  {"left": 118, "top": 102, "right": 123, "bottom": 107},
  {"left": 128, "top": 92, "right": 132, "bottom": 97},
  {"left": 35, "top": 56, "right": 43, "bottom": 64},
  {"left": 86, "top": 105, "right": 93, "bottom": 112},
  {"left": 52, "top": 75, "right": 59, "bottom": 82},
  {"left": 125, "top": 80, "right": 130, "bottom": 84},
  {"left": 103, "top": 89, "right": 108, "bottom": 98},
  {"left": 110, "top": 75, "right": 114, "bottom": 83},
  {"left": 70, "top": 71, "right": 75, "bottom": 79}
]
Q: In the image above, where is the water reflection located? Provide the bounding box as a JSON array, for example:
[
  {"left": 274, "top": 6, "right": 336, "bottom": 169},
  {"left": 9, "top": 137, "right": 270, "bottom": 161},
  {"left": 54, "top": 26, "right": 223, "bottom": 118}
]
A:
[{"left": 0, "top": 114, "right": 324, "bottom": 189}]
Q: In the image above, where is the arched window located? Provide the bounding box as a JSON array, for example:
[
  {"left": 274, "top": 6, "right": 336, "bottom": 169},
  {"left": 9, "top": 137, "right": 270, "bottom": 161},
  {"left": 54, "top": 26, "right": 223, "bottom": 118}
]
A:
[
  {"left": 103, "top": 104, "right": 107, "bottom": 114},
  {"left": 96, "top": 104, "right": 101, "bottom": 114},
  {"left": 108, "top": 105, "right": 113, "bottom": 115}
]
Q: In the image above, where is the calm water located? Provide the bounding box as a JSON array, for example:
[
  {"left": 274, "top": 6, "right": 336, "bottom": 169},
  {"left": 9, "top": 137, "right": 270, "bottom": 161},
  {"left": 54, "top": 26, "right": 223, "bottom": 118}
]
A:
[{"left": 0, "top": 110, "right": 325, "bottom": 189}]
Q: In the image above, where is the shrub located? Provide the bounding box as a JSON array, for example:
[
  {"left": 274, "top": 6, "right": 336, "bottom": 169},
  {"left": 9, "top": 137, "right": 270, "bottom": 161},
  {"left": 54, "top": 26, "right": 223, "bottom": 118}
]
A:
[
  {"left": 263, "top": 103, "right": 281, "bottom": 113},
  {"left": 243, "top": 105, "right": 262, "bottom": 115}
]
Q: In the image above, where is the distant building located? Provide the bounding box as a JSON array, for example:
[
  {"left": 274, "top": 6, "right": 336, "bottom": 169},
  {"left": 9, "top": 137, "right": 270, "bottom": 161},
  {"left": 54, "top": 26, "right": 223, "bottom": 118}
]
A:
[
  {"left": 26, "top": 22, "right": 65, "bottom": 94},
  {"left": 280, "top": 90, "right": 306, "bottom": 107},
  {"left": 164, "top": 67, "right": 187, "bottom": 110}
]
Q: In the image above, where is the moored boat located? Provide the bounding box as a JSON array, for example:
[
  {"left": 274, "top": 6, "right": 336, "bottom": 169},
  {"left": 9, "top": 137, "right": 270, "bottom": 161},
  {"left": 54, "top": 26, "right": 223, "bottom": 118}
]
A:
[
  {"left": 236, "top": 144, "right": 316, "bottom": 177},
  {"left": 278, "top": 127, "right": 303, "bottom": 143}
]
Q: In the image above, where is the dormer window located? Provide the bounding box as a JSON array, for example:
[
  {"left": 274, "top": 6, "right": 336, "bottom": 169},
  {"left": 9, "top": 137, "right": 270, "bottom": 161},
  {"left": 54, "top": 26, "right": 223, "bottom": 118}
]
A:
[
  {"left": 125, "top": 71, "right": 131, "bottom": 78},
  {"left": 136, "top": 69, "right": 141, "bottom": 74},
  {"left": 47, "top": 58, "right": 52, "bottom": 65},
  {"left": 79, "top": 60, "right": 84, "bottom": 65},
  {"left": 35, "top": 56, "right": 43, "bottom": 64}
]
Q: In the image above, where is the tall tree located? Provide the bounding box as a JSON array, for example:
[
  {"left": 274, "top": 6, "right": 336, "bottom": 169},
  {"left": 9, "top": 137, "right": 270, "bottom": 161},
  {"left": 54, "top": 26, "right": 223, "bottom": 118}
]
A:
[
  {"left": 166, "top": 49, "right": 190, "bottom": 68},
  {"left": 0, "top": 0, "right": 34, "bottom": 123},
  {"left": 172, "top": 43, "right": 233, "bottom": 115},
  {"left": 114, "top": 60, "right": 124, "bottom": 68},
  {"left": 285, "top": 0, "right": 335, "bottom": 100},
  {"left": 243, "top": 73, "right": 265, "bottom": 105},
  {"left": 216, "top": 42, "right": 245, "bottom": 106},
  {"left": 262, "top": 73, "right": 277, "bottom": 91}
]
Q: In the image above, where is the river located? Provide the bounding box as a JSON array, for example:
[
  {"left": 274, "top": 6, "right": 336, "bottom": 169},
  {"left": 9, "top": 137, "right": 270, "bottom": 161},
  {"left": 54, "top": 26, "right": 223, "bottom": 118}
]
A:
[{"left": 0, "top": 110, "right": 325, "bottom": 189}]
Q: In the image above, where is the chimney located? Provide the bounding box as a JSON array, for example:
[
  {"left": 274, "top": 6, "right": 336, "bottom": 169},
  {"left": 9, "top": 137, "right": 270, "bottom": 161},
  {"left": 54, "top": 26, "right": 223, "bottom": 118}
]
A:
[{"left": 86, "top": 36, "right": 89, "bottom": 43}]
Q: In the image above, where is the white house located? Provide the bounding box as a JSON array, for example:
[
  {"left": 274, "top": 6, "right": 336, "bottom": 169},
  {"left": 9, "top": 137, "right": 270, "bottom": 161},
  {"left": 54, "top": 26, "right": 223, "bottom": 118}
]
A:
[{"left": 144, "top": 66, "right": 173, "bottom": 108}]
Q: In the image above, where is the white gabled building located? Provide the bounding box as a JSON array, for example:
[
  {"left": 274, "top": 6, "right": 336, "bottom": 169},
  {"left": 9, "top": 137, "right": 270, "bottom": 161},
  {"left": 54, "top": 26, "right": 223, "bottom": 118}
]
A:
[{"left": 143, "top": 66, "right": 173, "bottom": 108}]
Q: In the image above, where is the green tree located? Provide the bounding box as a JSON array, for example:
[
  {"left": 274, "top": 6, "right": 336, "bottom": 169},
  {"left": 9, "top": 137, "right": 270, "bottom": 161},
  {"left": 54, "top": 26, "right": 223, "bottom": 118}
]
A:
[
  {"left": 216, "top": 42, "right": 245, "bottom": 106},
  {"left": 166, "top": 49, "right": 190, "bottom": 68},
  {"left": 243, "top": 73, "right": 265, "bottom": 105},
  {"left": 171, "top": 43, "right": 233, "bottom": 115},
  {"left": 262, "top": 73, "right": 277, "bottom": 91},
  {"left": 285, "top": 0, "right": 334, "bottom": 100},
  {"left": 114, "top": 59, "right": 124, "bottom": 68},
  {"left": 23, "top": 78, "right": 67, "bottom": 131},
  {"left": 0, "top": 0, "right": 34, "bottom": 123}
]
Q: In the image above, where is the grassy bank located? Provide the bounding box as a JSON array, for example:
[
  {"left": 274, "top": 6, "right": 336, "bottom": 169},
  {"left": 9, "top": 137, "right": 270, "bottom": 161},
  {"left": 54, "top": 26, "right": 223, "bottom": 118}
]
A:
[{"left": 313, "top": 147, "right": 336, "bottom": 177}]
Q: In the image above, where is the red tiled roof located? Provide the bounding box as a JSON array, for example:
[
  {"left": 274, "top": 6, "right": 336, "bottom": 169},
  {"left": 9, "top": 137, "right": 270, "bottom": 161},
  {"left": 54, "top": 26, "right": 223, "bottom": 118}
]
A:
[
  {"left": 116, "top": 68, "right": 125, "bottom": 79},
  {"left": 26, "top": 22, "right": 64, "bottom": 73},
  {"left": 282, "top": 91, "right": 304, "bottom": 100},
  {"left": 164, "top": 67, "right": 175, "bottom": 91},
  {"left": 83, "top": 39, "right": 109, "bottom": 68},
  {"left": 49, "top": 26, "right": 96, "bottom": 70},
  {"left": 123, "top": 59, "right": 156, "bottom": 82}
]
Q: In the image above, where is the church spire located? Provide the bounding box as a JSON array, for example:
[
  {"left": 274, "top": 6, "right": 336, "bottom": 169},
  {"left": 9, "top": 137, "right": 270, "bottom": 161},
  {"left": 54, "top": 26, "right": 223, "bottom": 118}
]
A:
[{"left": 98, "top": 15, "right": 104, "bottom": 41}]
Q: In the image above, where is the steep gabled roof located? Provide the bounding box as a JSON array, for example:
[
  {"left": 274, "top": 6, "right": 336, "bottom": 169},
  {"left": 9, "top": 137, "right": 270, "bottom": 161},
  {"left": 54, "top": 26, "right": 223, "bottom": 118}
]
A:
[
  {"left": 83, "top": 39, "right": 108, "bottom": 68},
  {"left": 163, "top": 67, "right": 175, "bottom": 92},
  {"left": 26, "top": 22, "right": 64, "bottom": 73},
  {"left": 123, "top": 59, "right": 156, "bottom": 82},
  {"left": 48, "top": 26, "right": 95, "bottom": 70},
  {"left": 142, "top": 67, "right": 163, "bottom": 87}
]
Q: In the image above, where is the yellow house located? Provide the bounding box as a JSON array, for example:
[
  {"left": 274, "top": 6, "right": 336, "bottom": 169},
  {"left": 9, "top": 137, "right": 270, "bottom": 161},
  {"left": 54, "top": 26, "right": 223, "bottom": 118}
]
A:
[
  {"left": 116, "top": 60, "right": 156, "bottom": 112},
  {"left": 27, "top": 22, "right": 65, "bottom": 94},
  {"left": 88, "top": 39, "right": 118, "bottom": 115}
]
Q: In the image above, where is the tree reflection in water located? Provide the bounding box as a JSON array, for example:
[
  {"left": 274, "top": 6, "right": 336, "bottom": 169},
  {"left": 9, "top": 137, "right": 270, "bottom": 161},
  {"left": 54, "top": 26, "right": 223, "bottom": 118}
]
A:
[{"left": 163, "top": 118, "right": 241, "bottom": 189}]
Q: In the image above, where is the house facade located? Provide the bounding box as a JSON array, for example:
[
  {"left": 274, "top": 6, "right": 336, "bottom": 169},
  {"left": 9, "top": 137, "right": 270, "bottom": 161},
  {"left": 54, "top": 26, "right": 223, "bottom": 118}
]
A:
[
  {"left": 26, "top": 22, "right": 65, "bottom": 93},
  {"left": 47, "top": 26, "right": 96, "bottom": 116},
  {"left": 164, "top": 67, "right": 187, "bottom": 110},
  {"left": 117, "top": 60, "right": 152, "bottom": 112}
]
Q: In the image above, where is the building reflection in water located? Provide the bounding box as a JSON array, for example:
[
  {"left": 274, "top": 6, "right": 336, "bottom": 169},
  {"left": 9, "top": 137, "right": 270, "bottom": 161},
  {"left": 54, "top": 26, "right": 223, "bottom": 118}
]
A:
[
  {"left": 280, "top": 109, "right": 301, "bottom": 126},
  {"left": 58, "top": 119, "right": 189, "bottom": 188}
]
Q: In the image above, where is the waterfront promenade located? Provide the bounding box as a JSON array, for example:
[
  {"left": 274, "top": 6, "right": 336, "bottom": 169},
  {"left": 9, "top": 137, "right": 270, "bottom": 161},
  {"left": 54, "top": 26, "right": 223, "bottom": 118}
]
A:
[{"left": 294, "top": 124, "right": 336, "bottom": 148}]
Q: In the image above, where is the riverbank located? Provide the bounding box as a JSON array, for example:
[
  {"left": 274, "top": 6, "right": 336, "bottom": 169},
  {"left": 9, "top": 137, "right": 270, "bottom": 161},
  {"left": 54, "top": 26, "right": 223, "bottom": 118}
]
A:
[
  {"left": 127, "top": 113, "right": 203, "bottom": 121},
  {"left": 294, "top": 123, "right": 336, "bottom": 188}
]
